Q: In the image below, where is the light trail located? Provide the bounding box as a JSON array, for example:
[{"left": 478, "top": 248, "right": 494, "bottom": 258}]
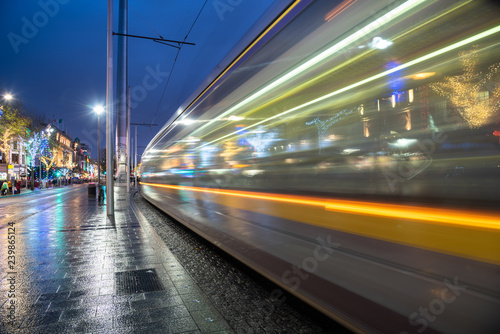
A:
[
  {"left": 197, "top": 23, "right": 500, "bottom": 149},
  {"left": 189, "top": 0, "right": 428, "bottom": 139},
  {"left": 141, "top": 182, "right": 500, "bottom": 230}
]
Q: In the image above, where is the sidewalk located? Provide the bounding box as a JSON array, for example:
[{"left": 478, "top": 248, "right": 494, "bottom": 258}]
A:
[
  {"left": 0, "top": 184, "right": 69, "bottom": 199},
  {"left": 0, "top": 188, "right": 37, "bottom": 198},
  {"left": 0, "top": 184, "right": 233, "bottom": 333}
]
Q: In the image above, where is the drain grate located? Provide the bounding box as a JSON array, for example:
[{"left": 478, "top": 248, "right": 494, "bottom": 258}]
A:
[{"left": 115, "top": 268, "right": 164, "bottom": 295}]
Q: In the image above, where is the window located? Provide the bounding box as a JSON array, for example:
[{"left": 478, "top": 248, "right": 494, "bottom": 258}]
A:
[{"left": 478, "top": 91, "right": 489, "bottom": 103}]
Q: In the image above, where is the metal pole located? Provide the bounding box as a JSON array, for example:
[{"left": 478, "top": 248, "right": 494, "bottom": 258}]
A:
[
  {"left": 31, "top": 160, "right": 34, "bottom": 190},
  {"left": 97, "top": 113, "right": 101, "bottom": 196},
  {"left": 135, "top": 125, "right": 137, "bottom": 187},
  {"left": 116, "top": 0, "right": 128, "bottom": 185},
  {"left": 39, "top": 152, "right": 42, "bottom": 188},
  {"left": 130, "top": 136, "right": 133, "bottom": 185},
  {"left": 106, "top": 0, "right": 114, "bottom": 216},
  {"left": 132, "top": 136, "right": 134, "bottom": 185},
  {"left": 126, "top": 85, "right": 130, "bottom": 193}
]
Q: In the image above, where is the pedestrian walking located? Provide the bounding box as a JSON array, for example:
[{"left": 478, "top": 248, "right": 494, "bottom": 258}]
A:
[
  {"left": 1, "top": 181, "right": 7, "bottom": 196},
  {"left": 16, "top": 181, "right": 21, "bottom": 194},
  {"left": 7, "top": 180, "right": 12, "bottom": 195}
]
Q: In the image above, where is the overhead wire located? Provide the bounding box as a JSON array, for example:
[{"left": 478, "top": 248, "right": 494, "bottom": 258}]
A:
[
  {"left": 150, "top": 0, "right": 208, "bottom": 128},
  {"left": 130, "top": 6, "right": 164, "bottom": 39}
]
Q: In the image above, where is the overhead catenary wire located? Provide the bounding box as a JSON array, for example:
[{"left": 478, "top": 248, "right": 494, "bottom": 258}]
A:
[
  {"left": 130, "top": 6, "right": 164, "bottom": 39},
  {"left": 150, "top": 0, "right": 208, "bottom": 128}
]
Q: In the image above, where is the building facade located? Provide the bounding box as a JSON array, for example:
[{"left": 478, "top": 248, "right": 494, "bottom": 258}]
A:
[
  {"left": 52, "top": 127, "right": 74, "bottom": 170},
  {"left": 0, "top": 136, "right": 27, "bottom": 182}
]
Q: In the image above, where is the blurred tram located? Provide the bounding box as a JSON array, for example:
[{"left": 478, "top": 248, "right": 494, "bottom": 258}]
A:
[{"left": 141, "top": 0, "right": 500, "bottom": 332}]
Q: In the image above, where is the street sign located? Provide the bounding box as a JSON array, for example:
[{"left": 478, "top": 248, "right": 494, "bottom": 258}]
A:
[
  {"left": 0, "top": 172, "right": 6, "bottom": 180},
  {"left": 8, "top": 165, "right": 13, "bottom": 170}
]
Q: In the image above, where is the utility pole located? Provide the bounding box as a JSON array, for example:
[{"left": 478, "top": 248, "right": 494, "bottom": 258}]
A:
[
  {"left": 130, "top": 123, "right": 157, "bottom": 187},
  {"left": 126, "top": 86, "right": 131, "bottom": 193},
  {"left": 134, "top": 126, "right": 137, "bottom": 186},
  {"left": 116, "top": 0, "right": 128, "bottom": 186},
  {"left": 106, "top": 0, "right": 114, "bottom": 216}
]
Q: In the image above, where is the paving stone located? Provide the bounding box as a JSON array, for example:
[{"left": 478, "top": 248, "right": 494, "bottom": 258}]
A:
[
  {"left": 47, "top": 299, "right": 83, "bottom": 311},
  {"left": 113, "top": 309, "right": 152, "bottom": 329},
  {"left": 19, "top": 310, "right": 62, "bottom": 328},
  {"left": 133, "top": 191, "right": 350, "bottom": 334},
  {"left": 0, "top": 184, "right": 348, "bottom": 334},
  {"left": 59, "top": 306, "right": 97, "bottom": 321},
  {"left": 148, "top": 305, "right": 190, "bottom": 320},
  {"left": 96, "top": 301, "right": 132, "bottom": 318}
]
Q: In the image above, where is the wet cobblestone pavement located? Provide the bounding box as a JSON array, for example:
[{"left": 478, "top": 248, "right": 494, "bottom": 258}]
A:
[
  {"left": 0, "top": 184, "right": 349, "bottom": 333},
  {"left": 132, "top": 191, "right": 349, "bottom": 334}
]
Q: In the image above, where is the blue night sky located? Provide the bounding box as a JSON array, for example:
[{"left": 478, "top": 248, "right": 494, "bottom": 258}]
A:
[{"left": 0, "top": 0, "right": 291, "bottom": 158}]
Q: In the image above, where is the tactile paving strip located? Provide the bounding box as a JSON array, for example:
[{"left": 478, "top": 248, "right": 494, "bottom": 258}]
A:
[{"left": 115, "top": 268, "right": 164, "bottom": 295}]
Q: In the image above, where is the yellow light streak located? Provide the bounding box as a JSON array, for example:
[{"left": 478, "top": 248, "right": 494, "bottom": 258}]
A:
[
  {"left": 406, "top": 72, "right": 436, "bottom": 80},
  {"left": 324, "top": 0, "right": 357, "bottom": 22},
  {"left": 141, "top": 182, "right": 500, "bottom": 231}
]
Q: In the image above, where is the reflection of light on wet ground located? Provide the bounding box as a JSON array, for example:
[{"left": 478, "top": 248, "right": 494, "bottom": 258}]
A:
[{"left": 0, "top": 186, "right": 114, "bottom": 311}]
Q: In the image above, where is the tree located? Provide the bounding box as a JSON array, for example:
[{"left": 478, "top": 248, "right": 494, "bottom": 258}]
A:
[
  {"left": 0, "top": 104, "right": 30, "bottom": 165},
  {"left": 39, "top": 132, "right": 60, "bottom": 179}
]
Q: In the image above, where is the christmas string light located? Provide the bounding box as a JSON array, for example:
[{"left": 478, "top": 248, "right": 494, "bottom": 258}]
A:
[
  {"left": 430, "top": 47, "right": 500, "bottom": 128},
  {"left": 306, "top": 107, "right": 357, "bottom": 153}
]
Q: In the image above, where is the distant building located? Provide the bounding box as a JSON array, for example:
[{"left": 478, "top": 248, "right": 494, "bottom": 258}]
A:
[
  {"left": 72, "top": 137, "right": 91, "bottom": 174},
  {"left": 0, "top": 136, "right": 27, "bottom": 181},
  {"left": 52, "top": 126, "right": 74, "bottom": 170}
]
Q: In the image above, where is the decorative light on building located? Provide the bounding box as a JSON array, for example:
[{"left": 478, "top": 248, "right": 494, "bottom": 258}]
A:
[
  {"left": 27, "top": 132, "right": 42, "bottom": 164},
  {"left": 306, "top": 107, "right": 357, "bottom": 153},
  {"left": 406, "top": 72, "right": 436, "bottom": 80},
  {"left": 363, "top": 120, "right": 370, "bottom": 137},
  {"left": 405, "top": 111, "right": 412, "bottom": 131},
  {"left": 246, "top": 127, "right": 277, "bottom": 157},
  {"left": 430, "top": 47, "right": 500, "bottom": 128}
]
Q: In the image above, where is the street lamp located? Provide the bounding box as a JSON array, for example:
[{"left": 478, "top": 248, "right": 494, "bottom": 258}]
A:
[{"left": 94, "top": 105, "right": 104, "bottom": 198}]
